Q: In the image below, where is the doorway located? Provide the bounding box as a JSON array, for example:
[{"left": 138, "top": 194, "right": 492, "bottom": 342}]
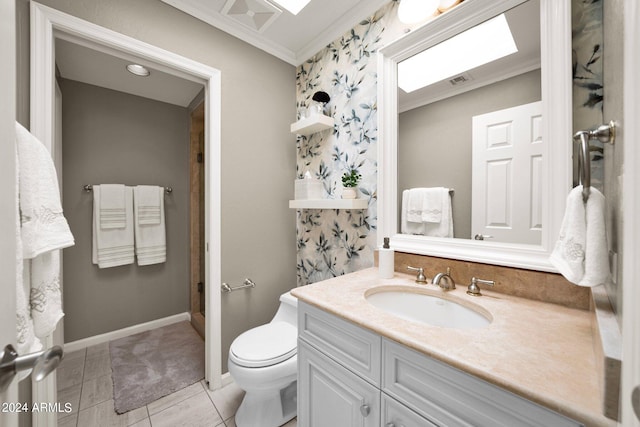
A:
[{"left": 30, "top": 4, "right": 223, "bottom": 423}]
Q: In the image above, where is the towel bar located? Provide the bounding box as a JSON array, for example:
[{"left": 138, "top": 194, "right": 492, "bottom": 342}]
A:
[
  {"left": 573, "top": 120, "right": 616, "bottom": 202},
  {"left": 221, "top": 278, "right": 256, "bottom": 293},
  {"left": 83, "top": 184, "right": 173, "bottom": 194}
]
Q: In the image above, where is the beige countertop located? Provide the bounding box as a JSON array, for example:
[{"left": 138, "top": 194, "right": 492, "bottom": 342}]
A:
[{"left": 291, "top": 268, "right": 615, "bottom": 427}]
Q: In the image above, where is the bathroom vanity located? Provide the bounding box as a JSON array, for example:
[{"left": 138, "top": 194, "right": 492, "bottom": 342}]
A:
[{"left": 291, "top": 268, "right": 615, "bottom": 427}]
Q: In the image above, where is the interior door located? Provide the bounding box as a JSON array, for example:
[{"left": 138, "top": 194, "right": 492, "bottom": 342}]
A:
[
  {"left": 0, "top": 0, "right": 18, "bottom": 425},
  {"left": 472, "top": 101, "right": 543, "bottom": 244}
]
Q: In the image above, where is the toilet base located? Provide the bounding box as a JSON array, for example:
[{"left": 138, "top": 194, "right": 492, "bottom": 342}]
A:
[{"left": 235, "top": 380, "right": 297, "bottom": 427}]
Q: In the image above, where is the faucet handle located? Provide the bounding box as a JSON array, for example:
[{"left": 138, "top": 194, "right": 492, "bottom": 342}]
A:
[
  {"left": 407, "top": 266, "right": 427, "bottom": 284},
  {"left": 467, "top": 277, "right": 495, "bottom": 296}
]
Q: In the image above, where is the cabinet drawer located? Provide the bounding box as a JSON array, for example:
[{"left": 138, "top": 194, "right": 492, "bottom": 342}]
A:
[
  {"left": 383, "top": 339, "right": 583, "bottom": 427},
  {"left": 298, "top": 301, "right": 381, "bottom": 385},
  {"left": 382, "top": 393, "right": 438, "bottom": 427},
  {"left": 298, "top": 340, "right": 380, "bottom": 427}
]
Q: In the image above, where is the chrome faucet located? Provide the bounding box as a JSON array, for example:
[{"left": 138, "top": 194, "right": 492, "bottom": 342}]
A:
[{"left": 432, "top": 267, "right": 455, "bottom": 290}]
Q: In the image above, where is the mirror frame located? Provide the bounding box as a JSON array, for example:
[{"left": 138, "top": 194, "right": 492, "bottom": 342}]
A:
[{"left": 377, "top": 0, "right": 571, "bottom": 272}]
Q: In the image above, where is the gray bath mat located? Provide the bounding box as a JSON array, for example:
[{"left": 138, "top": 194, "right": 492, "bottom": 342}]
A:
[{"left": 110, "top": 321, "right": 205, "bottom": 414}]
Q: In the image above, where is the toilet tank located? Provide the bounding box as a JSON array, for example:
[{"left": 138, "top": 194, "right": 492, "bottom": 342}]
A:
[{"left": 271, "top": 291, "right": 298, "bottom": 326}]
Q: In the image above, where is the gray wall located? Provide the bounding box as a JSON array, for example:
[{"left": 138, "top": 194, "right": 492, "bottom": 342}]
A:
[
  {"left": 398, "top": 69, "right": 541, "bottom": 239},
  {"left": 19, "top": 0, "right": 297, "bottom": 372},
  {"left": 61, "top": 78, "right": 190, "bottom": 341}
]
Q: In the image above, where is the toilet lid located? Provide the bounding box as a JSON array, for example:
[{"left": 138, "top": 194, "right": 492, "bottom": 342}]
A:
[{"left": 230, "top": 322, "right": 297, "bottom": 368}]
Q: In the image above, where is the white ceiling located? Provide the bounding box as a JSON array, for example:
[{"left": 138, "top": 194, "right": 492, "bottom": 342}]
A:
[
  {"left": 54, "top": 0, "right": 391, "bottom": 107},
  {"left": 160, "top": 0, "right": 391, "bottom": 66},
  {"left": 55, "top": 38, "right": 204, "bottom": 107}
]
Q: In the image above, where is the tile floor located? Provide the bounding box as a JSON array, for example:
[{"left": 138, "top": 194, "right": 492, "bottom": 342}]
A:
[{"left": 56, "top": 342, "right": 297, "bottom": 427}]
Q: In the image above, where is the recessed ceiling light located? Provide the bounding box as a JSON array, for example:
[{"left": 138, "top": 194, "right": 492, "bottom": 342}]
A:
[
  {"left": 398, "top": 14, "right": 518, "bottom": 93},
  {"left": 126, "top": 64, "right": 150, "bottom": 77},
  {"left": 269, "top": 0, "right": 310, "bottom": 15}
]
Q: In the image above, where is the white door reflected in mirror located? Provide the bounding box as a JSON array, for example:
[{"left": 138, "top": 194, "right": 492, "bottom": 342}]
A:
[{"left": 472, "top": 101, "right": 543, "bottom": 245}]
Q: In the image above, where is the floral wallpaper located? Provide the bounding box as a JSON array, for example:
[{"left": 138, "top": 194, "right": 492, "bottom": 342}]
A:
[
  {"left": 572, "top": 0, "right": 604, "bottom": 189},
  {"left": 294, "top": 0, "right": 604, "bottom": 286}
]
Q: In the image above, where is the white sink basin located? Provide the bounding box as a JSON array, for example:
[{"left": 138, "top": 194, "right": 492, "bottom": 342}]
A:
[{"left": 366, "top": 289, "right": 492, "bottom": 329}]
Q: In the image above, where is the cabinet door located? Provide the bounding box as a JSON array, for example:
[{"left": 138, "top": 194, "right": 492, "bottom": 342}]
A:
[{"left": 298, "top": 340, "right": 380, "bottom": 427}]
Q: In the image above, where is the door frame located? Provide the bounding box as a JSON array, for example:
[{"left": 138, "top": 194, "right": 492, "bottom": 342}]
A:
[
  {"left": 622, "top": 0, "right": 640, "bottom": 425},
  {"left": 29, "top": 0, "right": 223, "bottom": 418},
  {"left": 0, "top": 0, "right": 18, "bottom": 425}
]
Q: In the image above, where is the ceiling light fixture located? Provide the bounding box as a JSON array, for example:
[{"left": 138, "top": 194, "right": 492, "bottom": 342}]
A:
[
  {"left": 268, "top": 0, "right": 310, "bottom": 15},
  {"left": 397, "top": 0, "right": 439, "bottom": 25},
  {"left": 398, "top": 13, "right": 518, "bottom": 93},
  {"left": 126, "top": 64, "right": 150, "bottom": 77}
]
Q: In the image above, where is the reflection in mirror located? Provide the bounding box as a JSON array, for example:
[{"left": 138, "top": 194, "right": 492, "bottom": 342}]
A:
[
  {"left": 397, "top": 0, "right": 542, "bottom": 244},
  {"left": 378, "top": 0, "right": 572, "bottom": 272}
]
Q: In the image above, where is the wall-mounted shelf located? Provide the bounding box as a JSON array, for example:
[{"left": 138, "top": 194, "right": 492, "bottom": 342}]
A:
[
  {"left": 290, "top": 115, "right": 334, "bottom": 135},
  {"left": 289, "top": 199, "right": 368, "bottom": 210}
]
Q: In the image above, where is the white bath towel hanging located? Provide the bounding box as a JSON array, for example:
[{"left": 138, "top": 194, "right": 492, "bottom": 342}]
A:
[
  {"left": 15, "top": 122, "right": 74, "bottom": 348},
  {"left": 99, "top": 184, "right": 126, "bottom": 229},
  {"left": 134, "top": 186, "right": 166, "bottom": 266},
  {"left": 550, "top": 185, "right": 610, "bottom": 287},
  {"left": 92, "top": 185, "right": 135, "bottom": 268}
]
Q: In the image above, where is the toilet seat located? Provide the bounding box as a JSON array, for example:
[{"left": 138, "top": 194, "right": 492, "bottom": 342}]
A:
[{"left": 230, "top": 321, "right": 297, "bottom": 368}]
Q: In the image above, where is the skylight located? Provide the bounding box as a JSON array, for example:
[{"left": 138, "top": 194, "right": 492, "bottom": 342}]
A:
[
  {"left": 269, "top": 0, "right": 311, "bottom": 15},
  {"left": 398, "top": 14, "right": 518, "bottom": 93}
]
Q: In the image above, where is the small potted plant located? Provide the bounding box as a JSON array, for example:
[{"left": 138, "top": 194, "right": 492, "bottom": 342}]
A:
[{"left": 341, "top": 170, "right": 361, "bottom": 199}]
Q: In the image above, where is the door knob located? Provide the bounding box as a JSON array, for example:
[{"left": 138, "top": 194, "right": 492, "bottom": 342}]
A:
[
  {"left": 632, "top": 385, "right": 640, "bottom": 421},
  {"left": 0, "top": 344, "right": 63, "bottom": 392}
]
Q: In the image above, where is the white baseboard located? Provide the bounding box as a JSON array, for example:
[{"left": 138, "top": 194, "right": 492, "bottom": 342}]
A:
[{"left": 64, "top": 312, "right": 191, "bottom": 353}]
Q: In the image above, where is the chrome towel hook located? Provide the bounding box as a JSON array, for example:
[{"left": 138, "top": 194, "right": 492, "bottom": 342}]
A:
[{"left": 573, "top": 120, "right": 616, "bottom": 202}]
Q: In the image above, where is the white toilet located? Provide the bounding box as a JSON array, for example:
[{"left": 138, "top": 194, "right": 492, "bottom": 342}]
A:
[{"left": 228, "top": 291, "right": 298, "bottom": 427}]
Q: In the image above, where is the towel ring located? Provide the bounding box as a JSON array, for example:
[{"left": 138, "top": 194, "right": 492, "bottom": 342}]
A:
[{"left": 573, "top": 121, "right": 616, "bottom": 202}]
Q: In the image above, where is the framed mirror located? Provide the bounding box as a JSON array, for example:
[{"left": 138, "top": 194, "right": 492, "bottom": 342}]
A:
[{"left": 377, "top": 0, "right": 572, "bottom": 272}]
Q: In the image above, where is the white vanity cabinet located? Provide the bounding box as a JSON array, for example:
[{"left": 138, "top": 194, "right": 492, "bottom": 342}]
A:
[
  {"left": 297, "top": 301, "right": 584, "bottom": 427},
  {"left": 298, "top": 340, "right": 380, "bottom": 426}
]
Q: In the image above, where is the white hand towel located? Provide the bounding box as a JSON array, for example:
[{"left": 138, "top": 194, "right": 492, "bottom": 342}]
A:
[
  {"left": 401, "top": 190, "right": 427, "bottom": 234},
  {"left": 550, "top": 185, "right": 610, "bottom": 287},
  {"left": 421, "top": 187, "right": 446, "bottom": 223},
  {"left": 134, "top": 186, "right": 166, "bottom": 266},
  {"left": 99, "top": 184, "right": 126, "bottom": 229},
  {"left": 406, "top": 188, "right": 428, "bottom": 223},
  {"left": 401, "top": 189, "right": 454, "bottom": 237},
  {"left": 15, "top": 148, "right": 42, "bottom": 364},
  {"left": 15, "top": 123, "right": 74, "bottom": 259},
  {"left": 92, "top": 185, "right": 135, "bottom": 268},
  {"left": 135, "top": 185, "right": 162, "bottom": 225}
]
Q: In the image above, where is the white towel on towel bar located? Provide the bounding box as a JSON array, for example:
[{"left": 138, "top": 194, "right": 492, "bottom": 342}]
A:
[
  {"left": 401, "top": 189, "right": 454, "bottom": 237},
  {"left": 99, "top": 184, "right": 126, "bottom": 229},
  {"left": 135, "top": 185, "right": 161, "bottom": 225},
  {"left": 550, "top": 185, "right": 610, "bottom": 287},
  {"left": 92, "top": 185, "right": 135, "bottom": 268},
  {"left": 134, "top": 186, "right": 166, "bottom": 266}
]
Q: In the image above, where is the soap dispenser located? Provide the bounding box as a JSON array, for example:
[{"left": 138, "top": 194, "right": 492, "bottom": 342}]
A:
[{"left": 378, "top": 237, "right": 394, "bottom": 279}]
